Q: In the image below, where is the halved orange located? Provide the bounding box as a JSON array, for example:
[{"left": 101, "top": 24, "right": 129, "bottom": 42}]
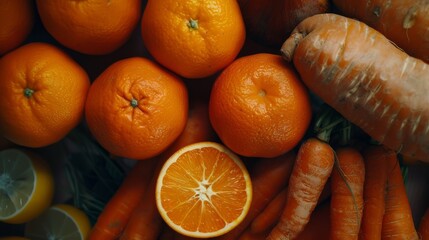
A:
[{"left": 156, "top": 141, "right": 253, "bottom": 238}]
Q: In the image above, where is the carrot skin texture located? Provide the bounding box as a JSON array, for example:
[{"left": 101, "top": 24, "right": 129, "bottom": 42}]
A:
[
  {"left": 330, "top": 147, "right": 365, "bottom": 240},
  {"left": 268, "top": 138, "right": 335, "bottom": 240},
  {"left": 213, "top": 152, "right": 296, "bottom": 240},
  {"left": 332, "top": 0, "right": 429, "bottom": 63},
  {"left": 359, "top": 145, "right": 391, "bottom": 240},
  {"left": 381, "top": 153, "right": 418, "bottom": 240},
  {"left": 281, "top": 13, "right": 429, "bottom": 162},
  {"left": 88, "top": 158, "right": 156, "bottom": 240},
  {"left": 419, "top": 207, "right": 429, "bottom": 240}
]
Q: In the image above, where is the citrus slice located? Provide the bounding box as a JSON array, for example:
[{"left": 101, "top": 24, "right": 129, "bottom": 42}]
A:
[
  {"left": 24, "top": 204, "right": 91, "bottom": 240},
  {"left": 0, "top": 148, "right": 54, "bottom": 224},
  {"left": 156, "top": 141, "right": 253, "bottom": 238}
]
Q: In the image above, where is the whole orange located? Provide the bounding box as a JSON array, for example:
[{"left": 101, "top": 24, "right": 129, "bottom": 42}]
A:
[
  {"left": 0, "top": 0, "right": 34, "bottom": 55},
  {"left": 0, "top": 42, "right": 90, "bottom": 147},
  {"left": 85, "top": 57, "right": 188, "bottom": 160},
  {"left": 35, "top": 0, "right": 142, "bottom": 55},
  {"left": 141, "top": 0, "right": 246, "bottom": 79},
  {"left": 209, "top": 53, "right": 312, "bottom": 158}
]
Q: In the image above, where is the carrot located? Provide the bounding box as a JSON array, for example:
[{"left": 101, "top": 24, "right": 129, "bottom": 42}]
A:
[
  {"left": 213, "top": 151, "right": 296, "bottom": 240},
  {"left": 250, "top": 187, "right": 288, "bottom": 235},
  {"left": 381, "top": 152, "right": 418, "bottom": 239},
  {"left": 88, "top": 158, "right": 157, "bottom": 240},
  {"left": 240, "top": 163, "right": 332, "bottom": 239},
  {"left": 330, "top": 147, "right": 365, "bottom": 240},
  {"left": 295, "top": 199, "right": 331, "bottom": 240},
  {"left": 332, "top": 0, "right": 429, "bottom": 63},
  {"left": 358, "top": 145, "right": 391, "bottom": 240},
  {"left": 267, "top": 137, "right": 335, "bottom": 240},
  {"left": 419, "top": 207, "right": 429, "bottom": 240},
  {"left": 281, "top": 13, "right": 429, "bottom": 162}
]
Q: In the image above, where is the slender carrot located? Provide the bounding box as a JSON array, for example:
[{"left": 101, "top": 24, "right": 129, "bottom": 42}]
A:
[
  {"left": 332, "top": 0, "right": 429, "bottom": 63},
  {"left": 281, "top": 13, "right": 429, "bottom": 162},
  {"left": 241, "top": 165, "right": 332, "bottom": 239},
  {"left": 88, "top": 158, "right": 157, "bottom": 240},
  {"left": 358, "top": 145, "right": 391, "bottom": 240},
  {"left": 267, "top": 137, "right": 335, "bottom": 240},
  {"left": 213, "top": 151, "right": 296, "bottom": 240},
  {"left": 381, "top": 152, "right": 418, "bottom": 240},
  {"left": 330, "top": 147, "right": 365, "bottom": 240},
  {"left": 295, "top": 200, "right": 331, "bottom": 240},
  {"left": 119, "top": 169, "right": 163, "bottom": 240},
  {"left": 250, "top": 187, "right": 288, "bottom": 235},
  {"left": 419, "top": 207, "right": 429, "bottom": 240}
]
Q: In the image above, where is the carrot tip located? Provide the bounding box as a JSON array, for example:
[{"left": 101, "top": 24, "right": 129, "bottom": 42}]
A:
[{"left": 280, "top": 32, "right": 303, "bottom": 62}]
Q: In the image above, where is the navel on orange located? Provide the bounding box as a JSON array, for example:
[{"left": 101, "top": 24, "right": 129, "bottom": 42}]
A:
[
  {"left": 141, "top": 0, "right": 246, "bottom": 79},
  {"left": 156, "top": 141, "right": 252, "bottom": 238},
  {"left": 209, "top": 53, "right": 312, "bottom": 158},
  {"left": 0, "top": 42, "right": 90, "bottom": 148},
  {"left": 85, "top": 57, "right": 188, "bottom": 160}
]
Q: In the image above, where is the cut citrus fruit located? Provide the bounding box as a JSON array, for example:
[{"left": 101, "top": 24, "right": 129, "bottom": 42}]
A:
[
  {"left": 0, "top": 148, "right": 54, "bottom": 224},
  {"left": 24, "top": 204, "right": 91, "bottom": 240},
  {"left": 156, "top": 141, "right": 253, "bottom": 238}
]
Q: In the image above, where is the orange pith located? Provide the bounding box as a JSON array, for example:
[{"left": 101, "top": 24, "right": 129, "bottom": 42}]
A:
[{"left": 156, "top": 142, "right": 252, "bottom": 238}]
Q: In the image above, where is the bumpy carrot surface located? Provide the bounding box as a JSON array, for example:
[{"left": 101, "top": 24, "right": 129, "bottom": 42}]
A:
[
  {"left": 332, "top": 0, "right": 429, "bottom": 63},
  {"left": 268, "top": 138, "right": 334, "bottom": 240},
  {"left": 281, "top": 13, "right": 429, "bottom": 162}
]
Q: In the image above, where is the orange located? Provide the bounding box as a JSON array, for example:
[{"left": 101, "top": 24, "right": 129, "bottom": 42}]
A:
[
  {"left": 0, "top": 0, "right": 34, "bottom": 55},
  {"left": 209, "top": 53, "right": 312, "bottom": 158},
  {"left": 141, "top": 0, "right": 246, "bottom": 79},
  {"left": 85, "top": 57, "right": 188, "bottom": 160},
  {"left": 156, "top": 141, "right": 252, "bottom": 238},
  {"left": 36, "top": 0, "right": 142, "bottom": 55},
  {"left": 0, "top": 42, "right": 90, "bottom": 148}
]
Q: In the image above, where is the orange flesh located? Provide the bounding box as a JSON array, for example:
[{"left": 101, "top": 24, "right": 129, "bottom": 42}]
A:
[{"left": 159, "top": 147, "right": 248, "bottom": 233}]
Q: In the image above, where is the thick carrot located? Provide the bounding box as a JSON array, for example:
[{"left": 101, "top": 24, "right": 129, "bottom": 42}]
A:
[
  {"left": 358, "top": 145, "right": 391, "bottom": 240},
  {"left": 295, "top": 200, "right": 331, "bottom": 240},
  {"left": 330, "top": 147, "right": 365, "bottom": 240},
  {"left": 88, "top": 158, "right": 157, "bottom": 240},
  {"left": 213, "top": 151, "right": 296, "bottom": 240},
  {"left": 267, "top": 137, "right": 335, "bottom": 240},
  {"left": 281, "top": 13, "right": 429, "bottom": 162},
  {"left": 419, "top": 207, "right": 429, "bottom": 240},
  {"left": 332, "top": 0, "right": 429, "bottom": 63},
  {"left": 381, "top": 152, "right": 418, "bottom": 239}
]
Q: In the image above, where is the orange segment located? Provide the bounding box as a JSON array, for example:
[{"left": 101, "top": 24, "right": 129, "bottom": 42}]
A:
[{"left": 156, "top": 142, "right": 252, "bottom": 238}]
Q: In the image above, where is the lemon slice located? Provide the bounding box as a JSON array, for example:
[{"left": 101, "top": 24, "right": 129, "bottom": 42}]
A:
[
  {"left": 0, "top": 148, "right": 54, "bottom": 224},
  {"left": 24, "top": 204, "right": 91, "bottom": 240},
  {"left": 156, "top": 141, "right": 253, "bottom": 238}
]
